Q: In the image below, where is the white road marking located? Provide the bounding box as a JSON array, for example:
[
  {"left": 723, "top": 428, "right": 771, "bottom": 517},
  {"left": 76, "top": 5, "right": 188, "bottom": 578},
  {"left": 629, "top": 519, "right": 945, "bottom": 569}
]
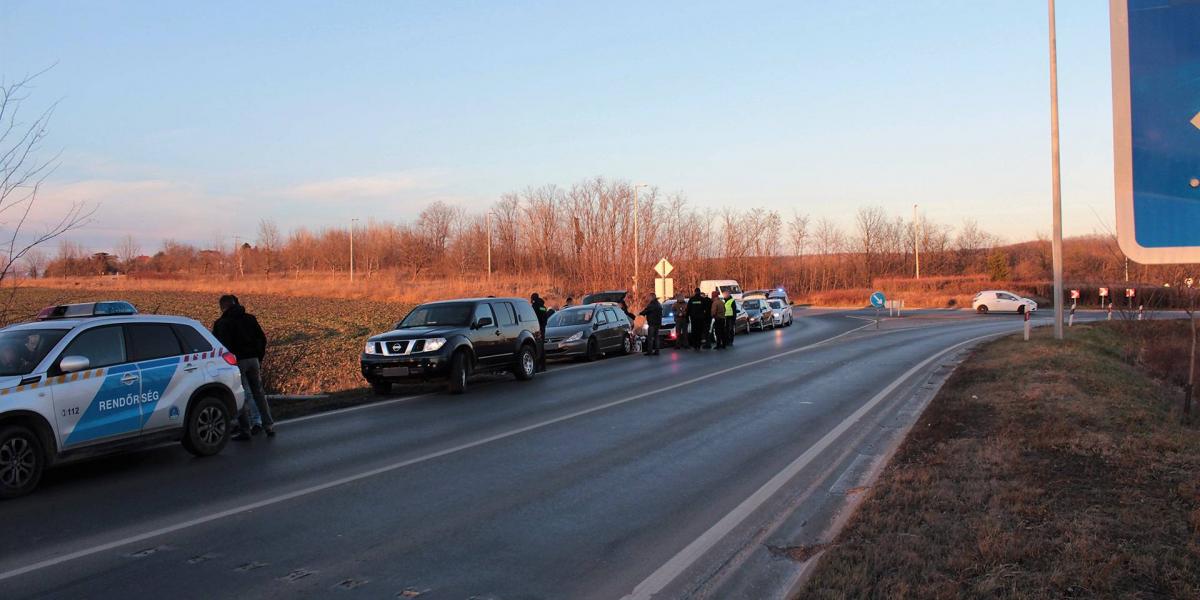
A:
[
  {"left": 0, "top": 321, "right": 873, "bottom": 582},
  {"left": 620, "top": 330, "right": 1010, "bottom": 600}
]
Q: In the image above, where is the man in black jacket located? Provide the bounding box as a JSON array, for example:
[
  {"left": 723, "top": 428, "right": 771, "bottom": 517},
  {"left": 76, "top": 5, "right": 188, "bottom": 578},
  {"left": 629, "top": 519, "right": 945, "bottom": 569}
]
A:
[
  {"left": 213, "top": 295, "right": 274, "bottom": 440},
  {"left": 685, "top": 289, "right": 707, "bottom": 350},
  {"left": 639, "top": 293, "right": 662, "bottom": 356},
  {"left": 530, "top": 293, "right": 550, "bottom": 372}
]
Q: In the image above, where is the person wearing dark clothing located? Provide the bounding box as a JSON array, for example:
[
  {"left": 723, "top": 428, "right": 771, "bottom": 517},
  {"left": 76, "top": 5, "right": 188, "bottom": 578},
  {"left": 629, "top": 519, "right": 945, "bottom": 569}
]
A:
[
  {"left": 639, "top": 293, "right": 663, "bottom": 356},
  {"left": 213, "top": 294, "right": 274, "bottom": 439},
  {"left": 685, "top": 289, "right": 707, "bottom": 350},
  {"left": 710, "top": 290, "right": 727, "bottom": 349},
  {"left": 671, "top": 293, "right": 688, "bottom": 349},
  {"left": 530, "top": 293, "right": 550, "bottom": 371},
  {"left": 700, "top": 293, "right": 714, "bottom": 349}
]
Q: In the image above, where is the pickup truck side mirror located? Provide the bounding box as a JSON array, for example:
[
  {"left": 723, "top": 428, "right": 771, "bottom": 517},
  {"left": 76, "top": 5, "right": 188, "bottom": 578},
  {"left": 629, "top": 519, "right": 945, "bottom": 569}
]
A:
[{"left": 475, "top": 317, "right": 494, "bottom": 329}]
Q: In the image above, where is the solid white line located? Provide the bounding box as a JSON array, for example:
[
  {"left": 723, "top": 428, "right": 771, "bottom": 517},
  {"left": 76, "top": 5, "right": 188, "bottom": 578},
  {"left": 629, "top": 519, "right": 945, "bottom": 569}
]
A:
[
  {"left": 0, "top": 322, "right": 873, "bottom": 582},
  {"left": 619, "top": 329, "right": 1009, "bottom": 600}
]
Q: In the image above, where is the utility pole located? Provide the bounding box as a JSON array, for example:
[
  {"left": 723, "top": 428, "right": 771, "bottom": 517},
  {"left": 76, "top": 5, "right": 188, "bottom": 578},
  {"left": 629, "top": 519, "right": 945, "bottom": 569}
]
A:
[
  {"left": 1048, "top": 0, "right": 1065, "bottom": 340},
  {"left": 350, "top": 218, "right": 358, "bottom": 282},
  {"left": 913, "top": 203, "right": 921, "bottom": 280},
  {"left": 632, "top": 183, "right": 648, "bottom": 299}
]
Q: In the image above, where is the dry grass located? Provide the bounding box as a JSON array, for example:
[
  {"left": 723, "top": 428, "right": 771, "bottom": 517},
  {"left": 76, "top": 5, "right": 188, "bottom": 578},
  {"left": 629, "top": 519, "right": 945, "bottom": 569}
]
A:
[{"left": 798, "top": 322, "right": 1200, "bottom": 599}]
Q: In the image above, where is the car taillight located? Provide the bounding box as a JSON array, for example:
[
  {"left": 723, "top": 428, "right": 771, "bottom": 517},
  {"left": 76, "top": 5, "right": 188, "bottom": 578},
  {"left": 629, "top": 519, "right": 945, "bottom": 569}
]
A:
[{"left": 221, "top": 351, "right": 238, "bottom": 366}]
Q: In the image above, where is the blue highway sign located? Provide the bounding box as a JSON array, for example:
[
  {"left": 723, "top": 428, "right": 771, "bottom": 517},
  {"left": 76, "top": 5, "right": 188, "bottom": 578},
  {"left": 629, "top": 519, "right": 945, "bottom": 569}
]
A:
[
  {"left": 1110, "top": 0, "right": 1200, "bottom": 264},
  {"left": 870, "top": 291, "right": 886, "bottom": 309}
]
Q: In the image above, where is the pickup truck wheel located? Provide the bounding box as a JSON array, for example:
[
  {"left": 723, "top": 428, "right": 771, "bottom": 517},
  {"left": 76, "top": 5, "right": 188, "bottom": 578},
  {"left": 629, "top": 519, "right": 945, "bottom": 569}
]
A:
[
  {"left": 448, "top": 351, "right": 469, "bottom": 394},
  {"left": 0, "top": 425, "right": 43, "bottom": 499},
  {"left": 371, "top": 380, "right": 392, "bottom": 396},
  {"left": 183, "top": 396, "right": 230, "bottom": 457},
  {"left": 585, "top": 337, "right": 600, "bottom": 362},
  {"left": 514, "top": 344, "right": 536, "bottom": 380}
]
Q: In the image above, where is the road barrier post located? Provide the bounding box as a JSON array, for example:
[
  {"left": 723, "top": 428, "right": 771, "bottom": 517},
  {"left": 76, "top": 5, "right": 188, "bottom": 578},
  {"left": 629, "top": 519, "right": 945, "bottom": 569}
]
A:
[
  {"left": 1024, "top": 309, "right": 1032, "bottom": 341},
  {"left": 1138, "top": 304, "right": 1145, "bottom": 321},
  {"left": 1068, "top": 304, "right": 1075, "bottom": 327},
  {"left": 1107, "top": 302, "right": 1113, "bottom": 321}
]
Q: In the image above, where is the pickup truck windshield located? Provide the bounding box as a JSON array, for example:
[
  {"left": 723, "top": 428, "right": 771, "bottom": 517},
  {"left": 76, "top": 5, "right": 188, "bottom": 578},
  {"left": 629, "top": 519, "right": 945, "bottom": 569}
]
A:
[
  {"left": 0, "top": 329, "right": 68, "bottom": 377},
  {"left": 398, "top": 303, "right": 474, "bottom": 328}
]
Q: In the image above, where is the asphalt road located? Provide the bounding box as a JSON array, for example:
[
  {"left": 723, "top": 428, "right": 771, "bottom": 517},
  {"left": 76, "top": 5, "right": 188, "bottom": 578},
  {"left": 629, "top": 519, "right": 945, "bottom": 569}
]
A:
[{"left": 0, "top": 309, "right": 1096, "bottom": 599}]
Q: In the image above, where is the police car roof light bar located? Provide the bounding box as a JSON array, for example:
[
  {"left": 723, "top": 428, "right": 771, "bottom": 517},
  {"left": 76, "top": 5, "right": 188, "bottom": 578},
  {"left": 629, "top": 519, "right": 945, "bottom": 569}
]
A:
[{"left": 36, "top": 301, "right": 138, "bottom": 321}]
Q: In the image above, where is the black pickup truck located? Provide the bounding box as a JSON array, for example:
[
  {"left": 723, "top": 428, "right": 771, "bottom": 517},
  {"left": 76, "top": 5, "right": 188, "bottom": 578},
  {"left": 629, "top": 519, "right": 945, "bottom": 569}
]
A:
[{"left": 361, "top": 297, "right": 541, "bottom": 394}]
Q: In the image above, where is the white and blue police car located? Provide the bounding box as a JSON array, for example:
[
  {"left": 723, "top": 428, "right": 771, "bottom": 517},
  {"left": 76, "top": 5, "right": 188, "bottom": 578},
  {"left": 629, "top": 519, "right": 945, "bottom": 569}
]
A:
[{"left": 0, "top": 301, "right": 245, "bottom": 498}]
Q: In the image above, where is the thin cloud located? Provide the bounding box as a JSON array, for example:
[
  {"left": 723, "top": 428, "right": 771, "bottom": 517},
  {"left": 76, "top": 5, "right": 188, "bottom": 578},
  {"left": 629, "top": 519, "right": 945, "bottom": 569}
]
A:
[{"left": 280, "top": 172, "right": 437, "bottom": 200}]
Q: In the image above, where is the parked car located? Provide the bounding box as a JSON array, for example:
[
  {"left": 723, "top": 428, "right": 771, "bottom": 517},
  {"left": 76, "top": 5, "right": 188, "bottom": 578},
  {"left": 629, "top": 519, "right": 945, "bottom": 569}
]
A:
[
  {"left": 972, "top": 290, "right": 1038, "bottom": 314},
  {"left": 767, "top": 298, "right": 793, "bottom": 327},
  {"left": 657, "top": 299, "right": 748, "bottom": 346},
  {"left": 0, "top": 301, "right": 245, "bottom": 499},
  {"left": 745, "top": 288, "right": 791, "bottom": 305},
  {"left": 741, "top": 297, "right": 776, "bottom": 331},
  {"left": 544, "top": 304, "right": 632, "bottom": 361},
  {"left": 361, "top": 297, "right": 540, "bottom": 395}
]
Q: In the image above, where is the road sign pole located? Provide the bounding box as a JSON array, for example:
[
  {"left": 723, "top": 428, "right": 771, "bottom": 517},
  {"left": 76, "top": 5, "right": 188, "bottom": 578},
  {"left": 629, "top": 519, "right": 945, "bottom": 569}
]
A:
[{"left": 1048, "top": 0, "right": 1065, "bottom": 341}]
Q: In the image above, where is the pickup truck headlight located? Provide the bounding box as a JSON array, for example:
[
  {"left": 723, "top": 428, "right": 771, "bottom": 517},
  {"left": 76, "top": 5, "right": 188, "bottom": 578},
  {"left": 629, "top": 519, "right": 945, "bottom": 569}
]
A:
[
  {"left": 424, "top": 338, "right": 448, "bottom": 352},
  {"left": 364, "top": 342, "right": 379, "bottom": 355},
  {"left": 563, "top": 331, "right": 583, "bottom": 343}
]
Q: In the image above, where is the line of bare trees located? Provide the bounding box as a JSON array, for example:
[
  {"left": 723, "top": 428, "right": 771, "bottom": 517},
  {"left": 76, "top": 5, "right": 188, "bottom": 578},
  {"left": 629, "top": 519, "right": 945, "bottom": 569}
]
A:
[{"left": 37, "top": 175, "right": 1195, "bottom": 295}]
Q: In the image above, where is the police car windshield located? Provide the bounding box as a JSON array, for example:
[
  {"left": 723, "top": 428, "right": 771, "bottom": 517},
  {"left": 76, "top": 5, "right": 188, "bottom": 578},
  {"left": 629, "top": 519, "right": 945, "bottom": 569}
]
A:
[
  {"left": 398, "top": 303, "right": 473, "bottom": 328},
  {"left": 548, "top": 308, "right": 593, "bottom": 326},
  {"left": 0, "top": 329, "right": 68, "bottom": 377}
]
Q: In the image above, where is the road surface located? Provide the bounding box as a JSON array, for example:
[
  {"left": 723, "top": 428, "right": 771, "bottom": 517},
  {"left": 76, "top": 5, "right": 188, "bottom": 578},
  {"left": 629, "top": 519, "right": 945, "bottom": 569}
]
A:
[{"left": 0, "top": 309, "right": 1091, "bottom": 599}]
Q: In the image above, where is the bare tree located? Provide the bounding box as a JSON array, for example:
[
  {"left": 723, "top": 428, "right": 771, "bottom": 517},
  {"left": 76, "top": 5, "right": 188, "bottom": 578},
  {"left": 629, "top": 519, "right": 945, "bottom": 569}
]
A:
[
  {"left": 788, "top": 211, "right": 809, "bottom": 257},
  {"left": 0, "top": 70, "right": 92, "bottom": 320},
  {"left": 257, "top": 218, "right": 281, "bottom": 275},
  {"left": 117, "top": 233, "right": 140, "bottom": 272}
]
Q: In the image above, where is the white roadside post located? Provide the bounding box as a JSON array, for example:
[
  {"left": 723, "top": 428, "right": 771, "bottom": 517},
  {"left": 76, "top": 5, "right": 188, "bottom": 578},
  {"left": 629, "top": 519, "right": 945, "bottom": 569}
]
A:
[
  {"left": 1024, "top": 308, "right": 1032, "bottom": 341},
  {"left": 1069, "top": 289, "right": 1079, "bottom": 327}
]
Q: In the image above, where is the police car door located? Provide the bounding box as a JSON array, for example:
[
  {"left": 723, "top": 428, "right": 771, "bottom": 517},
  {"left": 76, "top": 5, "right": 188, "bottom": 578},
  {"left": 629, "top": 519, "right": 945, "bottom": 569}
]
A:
[
  {"left": 50, "top": 324, "right": 142, "bottom": 448},
  {"left": 126, "top": 323, "right": 190, "bottom": 434}
]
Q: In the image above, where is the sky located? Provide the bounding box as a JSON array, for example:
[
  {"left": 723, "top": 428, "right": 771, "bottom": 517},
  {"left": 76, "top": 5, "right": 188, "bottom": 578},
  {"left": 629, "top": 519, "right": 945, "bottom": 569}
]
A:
[{"left": 1, "top": 1, "right": 1118, "bottom": 252}]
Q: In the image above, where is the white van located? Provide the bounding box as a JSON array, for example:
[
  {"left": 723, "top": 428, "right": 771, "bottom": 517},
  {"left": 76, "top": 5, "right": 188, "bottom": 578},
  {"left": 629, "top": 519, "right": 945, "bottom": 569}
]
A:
[{"left": 699, "top": 280, "right": 743, "bottom": 300}]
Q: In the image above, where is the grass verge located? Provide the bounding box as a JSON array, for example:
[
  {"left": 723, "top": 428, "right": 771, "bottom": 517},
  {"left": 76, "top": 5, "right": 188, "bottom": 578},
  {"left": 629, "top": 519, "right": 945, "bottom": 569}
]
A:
[{"left": 798, "top": 321, "right": 1200, "bottom": 599}]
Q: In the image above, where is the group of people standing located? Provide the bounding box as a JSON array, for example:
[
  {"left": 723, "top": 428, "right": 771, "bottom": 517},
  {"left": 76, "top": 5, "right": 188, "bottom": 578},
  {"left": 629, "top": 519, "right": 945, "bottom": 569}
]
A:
[{"left": 636, "top": 288, "right": 741, "bottom": 356}]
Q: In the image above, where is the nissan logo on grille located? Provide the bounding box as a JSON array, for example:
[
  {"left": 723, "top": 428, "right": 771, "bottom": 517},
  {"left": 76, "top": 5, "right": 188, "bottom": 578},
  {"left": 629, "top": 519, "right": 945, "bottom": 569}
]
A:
[{"left": 388, "top": 341, "right": 408, "bottom": 354}]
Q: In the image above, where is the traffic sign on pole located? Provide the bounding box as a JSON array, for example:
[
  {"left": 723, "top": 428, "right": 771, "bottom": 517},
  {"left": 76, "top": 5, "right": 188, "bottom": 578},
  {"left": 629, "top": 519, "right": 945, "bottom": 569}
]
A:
[
  {"left": 654, "top": 258, "right": 674, "bottom": 278},
  {"left": 1110, "top": 0, "right": 1200, "bottom": 264},
  {"left": 870, "top": 291, "right": 886, "bottom": 309}
]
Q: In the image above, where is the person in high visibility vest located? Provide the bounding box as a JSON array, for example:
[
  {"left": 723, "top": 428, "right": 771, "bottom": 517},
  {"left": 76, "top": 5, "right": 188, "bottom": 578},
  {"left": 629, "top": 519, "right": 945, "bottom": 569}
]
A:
[{"left": 723, "top": 292, "right": 738, "bottom": 348}]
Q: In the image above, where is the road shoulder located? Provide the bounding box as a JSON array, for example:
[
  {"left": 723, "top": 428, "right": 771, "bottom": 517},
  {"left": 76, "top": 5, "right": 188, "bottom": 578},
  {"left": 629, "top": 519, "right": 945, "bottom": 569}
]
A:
[{"left": 796, "top": 322, "right": 1200, "bottom": 598}]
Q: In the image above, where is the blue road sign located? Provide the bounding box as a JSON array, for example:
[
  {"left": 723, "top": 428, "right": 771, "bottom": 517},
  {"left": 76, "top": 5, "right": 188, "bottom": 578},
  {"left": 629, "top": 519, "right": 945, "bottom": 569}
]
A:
[
  {"left": 1111, "top": 0, "right": 1200, "bottom": 264},
  {"left": 870, "top": 291, "right": 886, "bottom": 309}
]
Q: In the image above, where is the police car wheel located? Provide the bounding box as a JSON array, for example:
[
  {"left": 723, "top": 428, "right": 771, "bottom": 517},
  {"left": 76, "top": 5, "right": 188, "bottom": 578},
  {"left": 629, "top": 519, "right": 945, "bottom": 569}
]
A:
[
  {"left": 0, "top": 425, "right": 43, "bottom": 499},
  {"left": 514, "top": 345, "right": 536, "bottom": 381},
  {"left": 183, "top": 397, "right": 230, "bottom": 457},
  {"left": 448, "top": 351, "right": 469, "bottom": 394}
]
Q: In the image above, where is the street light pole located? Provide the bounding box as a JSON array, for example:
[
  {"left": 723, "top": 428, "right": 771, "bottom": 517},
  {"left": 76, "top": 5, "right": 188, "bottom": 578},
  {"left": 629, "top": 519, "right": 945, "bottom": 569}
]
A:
[
  {"left": 350, "top": 218, "right": 358, "bottom": 283},
  {"left": 913, "top": 203, "right": 921, "bottom": 280},
  {"left": 1048, "top": 0, "right": 1065, "bottom": 340},
  {"left": 633, "top": 183, "right": 648, "bottom": 299}
]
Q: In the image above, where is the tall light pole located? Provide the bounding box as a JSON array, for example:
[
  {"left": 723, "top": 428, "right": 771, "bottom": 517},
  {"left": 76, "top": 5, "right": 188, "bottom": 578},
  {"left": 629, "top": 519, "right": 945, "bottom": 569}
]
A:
[
  {"left": 1048, "top": 0, "right": 1065, "bottom": 340},
  {"left": 913, "top": 203, "right": 921, "bottom": 280},
  {"left": 350, "top": 218, "right": 359, "bottom": 283},
  {"left": 632, "top": 183, "right": 648, "bottom": 299}
]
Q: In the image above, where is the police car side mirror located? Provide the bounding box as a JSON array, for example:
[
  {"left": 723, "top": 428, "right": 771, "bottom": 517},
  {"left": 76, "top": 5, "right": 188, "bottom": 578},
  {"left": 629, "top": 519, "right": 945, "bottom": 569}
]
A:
[{"left": 59, "top": 355, "right": 91, "bottom": 374}]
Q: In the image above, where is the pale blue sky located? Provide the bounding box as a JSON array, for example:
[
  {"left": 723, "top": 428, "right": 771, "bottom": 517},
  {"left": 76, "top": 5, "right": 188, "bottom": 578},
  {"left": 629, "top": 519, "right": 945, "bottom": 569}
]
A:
[{"left": 1, "top": 1, "right": 1116, "bottom": 250}]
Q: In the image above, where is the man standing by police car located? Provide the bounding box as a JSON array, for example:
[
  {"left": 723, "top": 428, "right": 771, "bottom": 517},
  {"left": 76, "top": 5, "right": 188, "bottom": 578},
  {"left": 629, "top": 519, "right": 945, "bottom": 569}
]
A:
[
  {"left": 686, "top": 288, "right": 707, "bottom": 350},
  {"left": 531, "top": 293, "right": 551, "bottom": 372},
  {"left": 213, "top": 294, "right": 274, "bottom": 440}
]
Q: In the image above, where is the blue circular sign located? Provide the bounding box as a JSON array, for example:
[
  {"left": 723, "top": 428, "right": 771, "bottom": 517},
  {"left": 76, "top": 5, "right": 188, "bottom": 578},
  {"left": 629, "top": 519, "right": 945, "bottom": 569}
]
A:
[{"left": 870, "top": 291, "right": 886, "bottom": 308}]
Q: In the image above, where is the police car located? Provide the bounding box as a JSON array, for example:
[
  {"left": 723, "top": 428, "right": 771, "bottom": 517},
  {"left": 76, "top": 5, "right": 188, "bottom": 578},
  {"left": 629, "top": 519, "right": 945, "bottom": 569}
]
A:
[{"left": 0, "top": 301, "right": 245, "bottom": 499}]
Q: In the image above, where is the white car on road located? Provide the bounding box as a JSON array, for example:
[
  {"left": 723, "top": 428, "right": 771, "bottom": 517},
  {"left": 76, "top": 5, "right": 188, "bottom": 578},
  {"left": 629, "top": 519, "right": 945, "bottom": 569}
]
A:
[
  {"left": 973, "top": 290, "right": 1038, "bottom": 315},
  {"left": 767, "top": 298, "right": 793, "bottom": 327},
  {"left": 0, "top": 301, "right": 245, "bottom": 498}
]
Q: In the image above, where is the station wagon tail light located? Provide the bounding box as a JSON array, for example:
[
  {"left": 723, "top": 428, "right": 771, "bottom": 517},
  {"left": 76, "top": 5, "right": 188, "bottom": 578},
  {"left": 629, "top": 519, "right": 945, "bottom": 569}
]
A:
[{"left": 221, "top": 350, "right": 238, "bottom": 366}]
